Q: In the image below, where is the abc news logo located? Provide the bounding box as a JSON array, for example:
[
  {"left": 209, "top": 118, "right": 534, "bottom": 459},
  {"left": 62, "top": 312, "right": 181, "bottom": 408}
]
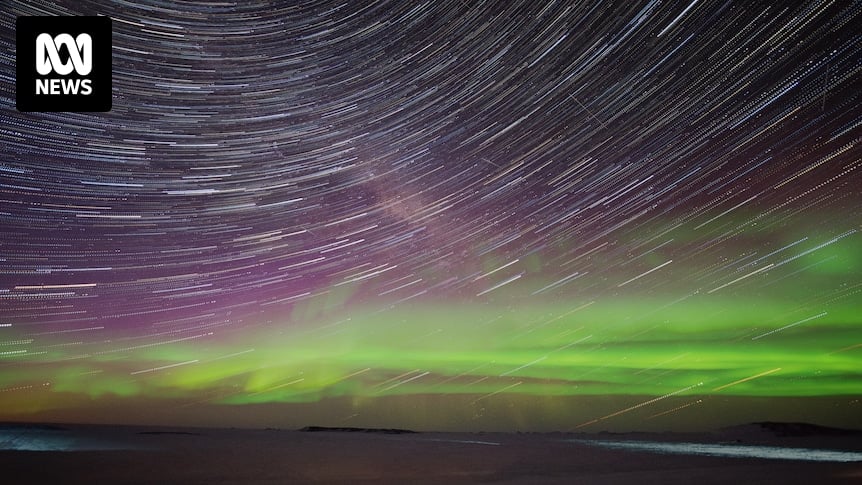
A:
[
  {"left": 16, "top": 16, "right": 111, "bottom": 112},
  {"left": 36, "top": 33, "right": 94, "bottom": 95}
]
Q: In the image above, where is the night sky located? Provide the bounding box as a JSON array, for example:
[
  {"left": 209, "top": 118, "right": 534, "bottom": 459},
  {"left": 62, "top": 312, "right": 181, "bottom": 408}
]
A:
[{"left": 0, "top": 0, "right": 860, "bottom": 432}]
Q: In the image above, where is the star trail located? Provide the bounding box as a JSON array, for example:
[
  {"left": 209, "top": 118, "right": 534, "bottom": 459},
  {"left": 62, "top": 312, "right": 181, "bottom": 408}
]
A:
[{"left": 0, "top": 0, "right": 860, "bottom": 431}]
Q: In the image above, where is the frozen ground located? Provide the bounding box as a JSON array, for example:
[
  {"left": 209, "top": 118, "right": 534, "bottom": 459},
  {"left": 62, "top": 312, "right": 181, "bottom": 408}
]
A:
[{"left": 1, "top": 422, "right": 861, "bottom": 483}]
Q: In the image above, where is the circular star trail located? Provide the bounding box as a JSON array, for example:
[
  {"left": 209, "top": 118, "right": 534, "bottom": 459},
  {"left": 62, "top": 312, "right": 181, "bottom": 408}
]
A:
[{"left": 0, "top": 1, "right": 860, "bottom": 431}]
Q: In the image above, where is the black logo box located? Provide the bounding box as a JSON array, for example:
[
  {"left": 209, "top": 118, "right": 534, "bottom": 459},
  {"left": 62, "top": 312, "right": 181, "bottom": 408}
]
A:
[{"left": 16, "top": 16, "right": 112, "bottom": 112}]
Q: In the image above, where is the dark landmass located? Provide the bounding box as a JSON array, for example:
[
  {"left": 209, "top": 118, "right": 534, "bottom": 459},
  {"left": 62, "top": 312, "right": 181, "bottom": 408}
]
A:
[
  {"left": 728, "top": 422, "right": 862, "bottom": 437},
  {"left": 299, "top": 426, "right": 417, "bottom": 434},
  {"left": 0, "top": 422, "right": 860, "bottom": 484},
  {"left": 0, "top": 423, "right": 68, "bottom": 431}
]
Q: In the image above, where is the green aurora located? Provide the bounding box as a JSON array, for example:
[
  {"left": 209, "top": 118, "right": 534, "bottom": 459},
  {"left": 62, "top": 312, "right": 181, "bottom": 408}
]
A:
[
  {"left": 1, "top": 217, "right": 860, "bottom": 431},
  {"left": 2, "top": 289, "right": 860, "bottom": 430}
]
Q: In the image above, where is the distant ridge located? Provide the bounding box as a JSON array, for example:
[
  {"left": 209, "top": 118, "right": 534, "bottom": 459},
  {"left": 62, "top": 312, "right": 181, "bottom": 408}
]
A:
[
  {"left": 0, "top": 423, "right": 67, "bottom": 431},
  {"left": 724, "top": 422, "right": 862, "bottom": 437},
  {"left": 299, "top": 426, "right": 417, "bottom": 434}
]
